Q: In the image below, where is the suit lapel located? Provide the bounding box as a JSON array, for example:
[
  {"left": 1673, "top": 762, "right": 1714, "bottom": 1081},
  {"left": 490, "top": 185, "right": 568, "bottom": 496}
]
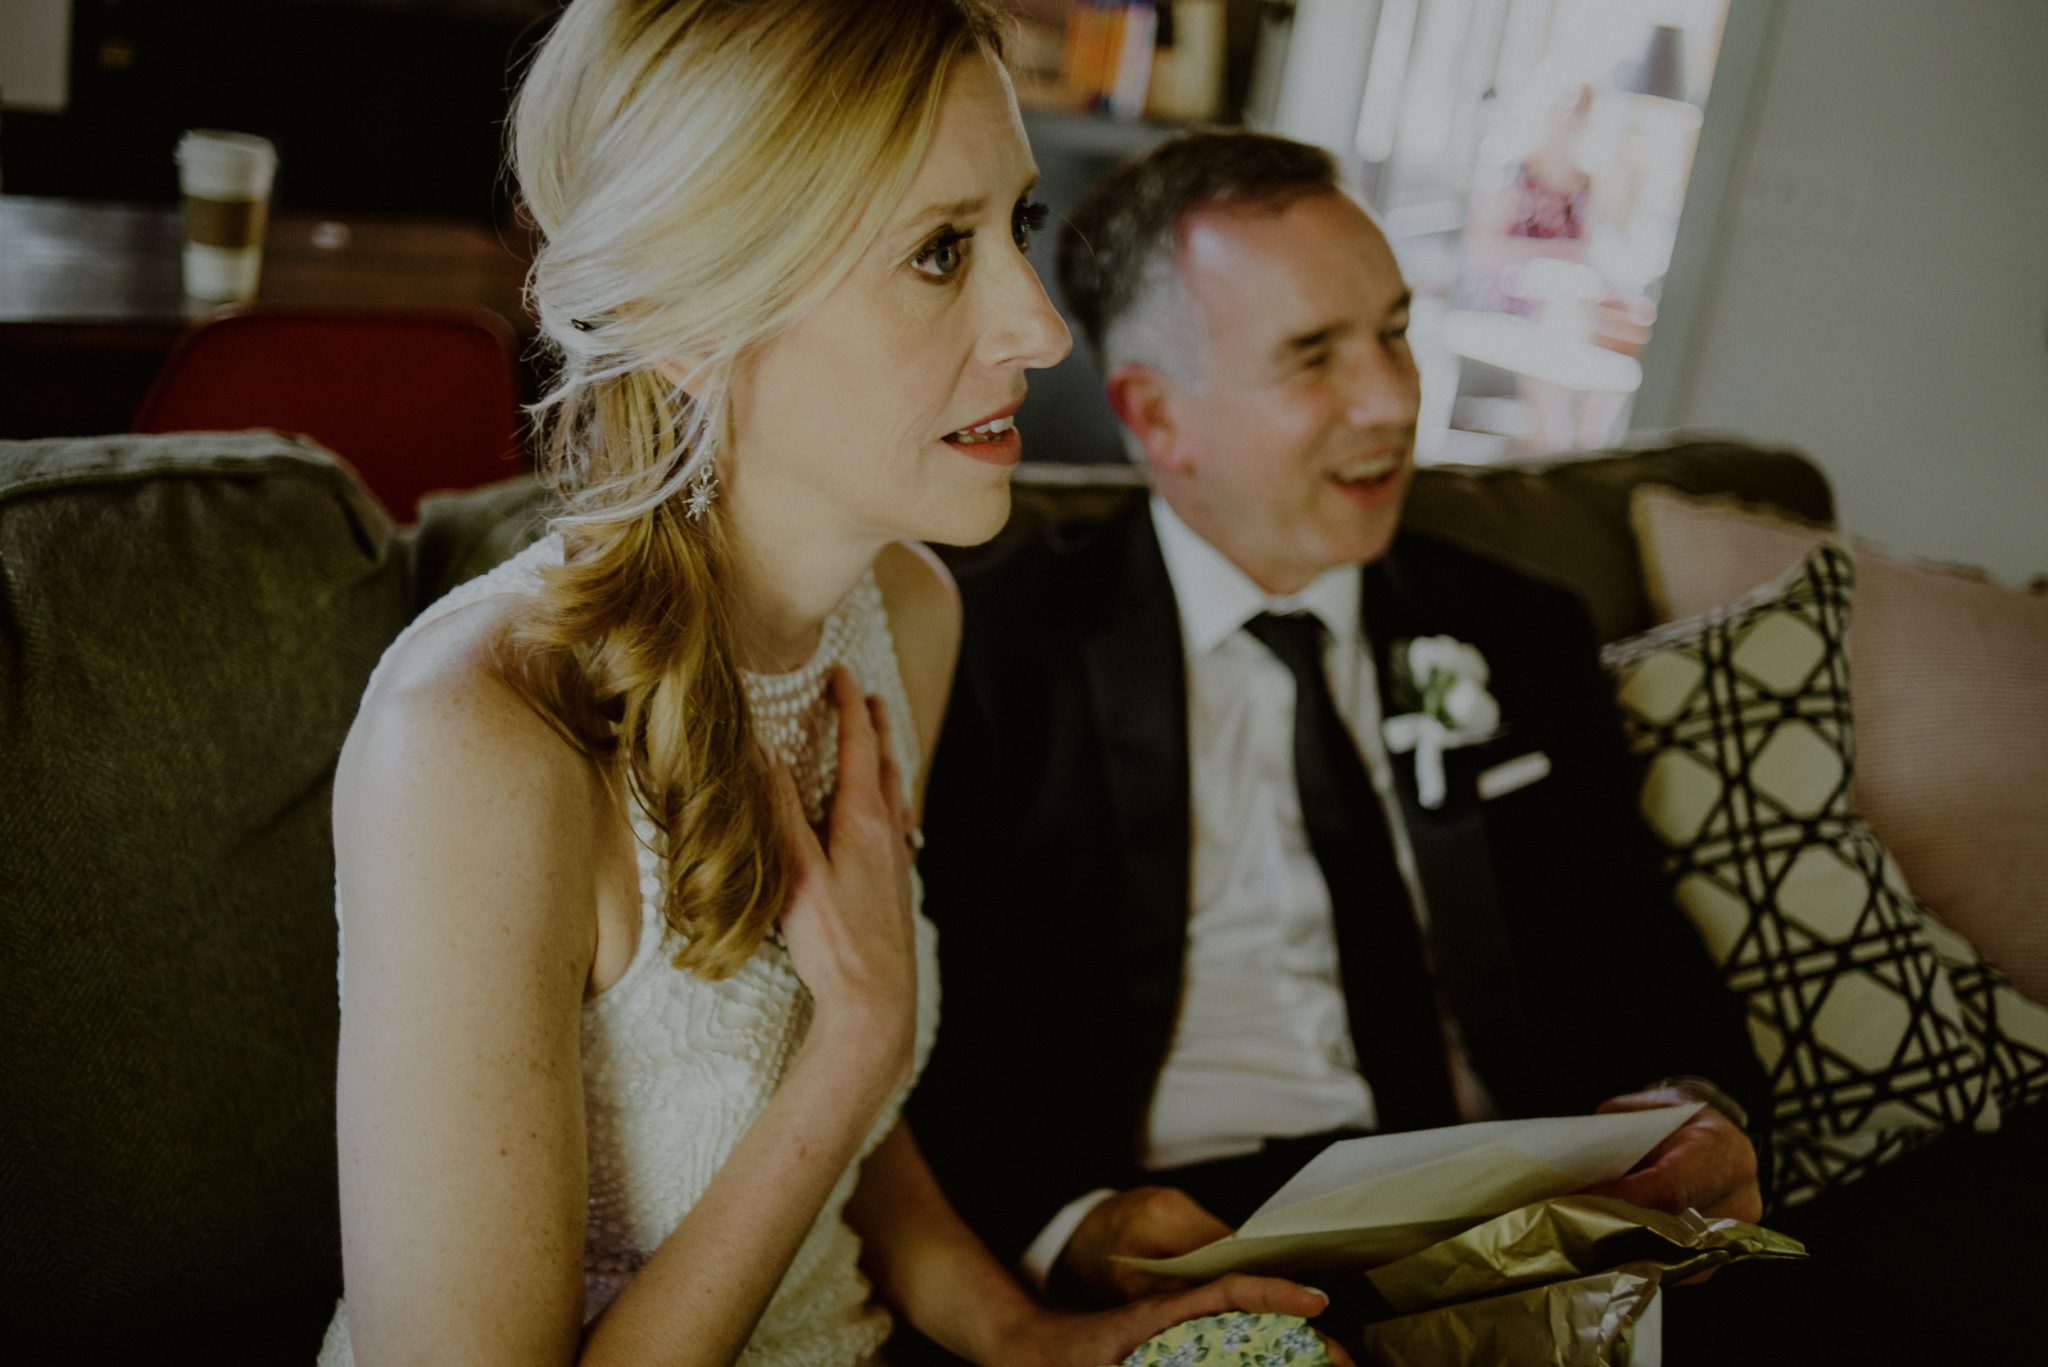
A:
[
  {"left": 1361, "top": 544, "right": 1528, "bottom": 1098},
  {"left": 1081, "top": 505, "right": 1193, "bottom": 1032}
]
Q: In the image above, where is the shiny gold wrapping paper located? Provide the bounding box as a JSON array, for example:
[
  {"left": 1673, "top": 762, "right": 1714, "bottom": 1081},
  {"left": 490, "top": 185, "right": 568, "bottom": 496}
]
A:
[{"left": 1353, "top": 1197, "right": 1806, "bottom": 1366}]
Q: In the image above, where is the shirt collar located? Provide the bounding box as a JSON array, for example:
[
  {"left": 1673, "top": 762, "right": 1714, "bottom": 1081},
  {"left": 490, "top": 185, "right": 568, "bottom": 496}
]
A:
[{"left": 1149, "top": 495, "right": 1363, "bottom": 658}]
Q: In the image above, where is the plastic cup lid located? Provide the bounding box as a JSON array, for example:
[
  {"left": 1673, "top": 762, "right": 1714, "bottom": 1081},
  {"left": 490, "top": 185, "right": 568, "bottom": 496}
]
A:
[{"left": 176, "top": 129, "right": 278, "bottom": 172}]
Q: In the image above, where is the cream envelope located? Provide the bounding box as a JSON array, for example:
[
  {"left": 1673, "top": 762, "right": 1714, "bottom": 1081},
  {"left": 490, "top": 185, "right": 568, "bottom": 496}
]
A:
[{"left": 1122, "top": 1104, "right": 1701, "bottom": 1281}]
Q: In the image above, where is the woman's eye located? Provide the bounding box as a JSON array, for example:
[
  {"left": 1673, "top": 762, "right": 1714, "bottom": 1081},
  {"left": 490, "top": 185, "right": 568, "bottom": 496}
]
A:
[
  {"left": 913, "top": 231, "right": 971, "bottom": 281},
  {"left": 1012, "top": 199, "right": 1050, "bottom": 251}
]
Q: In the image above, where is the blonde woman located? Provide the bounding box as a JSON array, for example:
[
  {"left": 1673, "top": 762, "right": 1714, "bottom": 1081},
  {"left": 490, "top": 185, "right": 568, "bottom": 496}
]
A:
[{"left": 319, "top": 3, "right": 1332, "bottom": 1365}]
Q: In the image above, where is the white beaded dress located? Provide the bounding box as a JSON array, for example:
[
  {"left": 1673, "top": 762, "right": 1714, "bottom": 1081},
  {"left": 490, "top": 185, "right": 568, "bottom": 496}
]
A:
[{"left": 318, "top": 532, "right": 940, "bottom": 1367}]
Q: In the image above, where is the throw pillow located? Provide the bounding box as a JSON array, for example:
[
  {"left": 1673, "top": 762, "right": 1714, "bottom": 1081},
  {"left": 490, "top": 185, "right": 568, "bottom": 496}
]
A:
[
  {"left": 1604, "top": 543, "right": 1999, "bottom": 1207},
  {"left": 1630, "top": 483, "right": 2048, "bottom": 1006},
  {"left": 1925, "top": 918, "right": 2048, "bottom": 1118}
]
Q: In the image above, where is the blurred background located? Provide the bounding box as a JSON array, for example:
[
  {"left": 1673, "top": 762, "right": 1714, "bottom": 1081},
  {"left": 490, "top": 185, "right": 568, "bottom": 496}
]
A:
[{"left": 2, "top": 0, "right": 2043, "bottom": 583}]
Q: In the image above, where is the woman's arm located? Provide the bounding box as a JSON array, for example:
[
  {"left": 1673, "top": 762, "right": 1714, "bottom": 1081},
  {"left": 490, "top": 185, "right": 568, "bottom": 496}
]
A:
[
  {"left": 334, "top": 626, "right": 916, "bottom": 1366},
  {"left": 844, "top": 1123, "right": 1039, "bottom": 1361},
  {"left": 580, "top": 1015, "right": 906, "bottom": 1365},
  {"left": 334, "top": 642, "right": 599, "bottom": 1366},
  {"left": 845, "top": 1123, "right": 1340, "bottom": 1367}
]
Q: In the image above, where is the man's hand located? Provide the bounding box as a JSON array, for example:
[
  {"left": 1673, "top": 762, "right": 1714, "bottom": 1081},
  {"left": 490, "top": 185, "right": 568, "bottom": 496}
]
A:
[
  {"left": 1578, "top": 1086, "right": 1762, "bottom": 1224},
  {"left": 1057, "top": 1186, "right": 1236, "bottom": 1303}
]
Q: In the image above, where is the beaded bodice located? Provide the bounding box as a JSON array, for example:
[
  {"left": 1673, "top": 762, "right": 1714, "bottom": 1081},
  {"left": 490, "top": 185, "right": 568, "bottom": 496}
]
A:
[{"left": 321, "top": 532, "right": 939, "bottom": 1367}]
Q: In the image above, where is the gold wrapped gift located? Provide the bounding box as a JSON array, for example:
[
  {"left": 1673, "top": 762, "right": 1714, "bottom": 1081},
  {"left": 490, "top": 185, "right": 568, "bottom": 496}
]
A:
[{"left": 1351, "top": 1197, "right": 1807, "bottom": 1367}]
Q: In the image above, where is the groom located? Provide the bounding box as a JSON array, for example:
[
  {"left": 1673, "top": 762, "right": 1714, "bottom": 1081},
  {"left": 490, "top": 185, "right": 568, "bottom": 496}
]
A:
[{"left": 908, "top": 130, "right": 1767, "bottom": 1305}]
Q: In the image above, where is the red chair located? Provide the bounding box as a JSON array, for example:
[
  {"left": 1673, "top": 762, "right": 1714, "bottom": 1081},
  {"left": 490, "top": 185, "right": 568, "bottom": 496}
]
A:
[{"left": 133, "top": 306, "right": 526, "bottom": 523}]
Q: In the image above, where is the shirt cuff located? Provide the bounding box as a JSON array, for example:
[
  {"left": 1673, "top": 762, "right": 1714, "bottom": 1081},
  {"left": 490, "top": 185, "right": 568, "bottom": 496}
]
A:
[{"left": 1020, "top": 1187, "right": 1118, "bottom": 1293}]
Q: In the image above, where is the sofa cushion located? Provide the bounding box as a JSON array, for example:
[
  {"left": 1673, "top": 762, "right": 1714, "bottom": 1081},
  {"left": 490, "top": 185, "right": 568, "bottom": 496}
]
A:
[
  {"left": 1631, "top": 483, "right": 2048, "bottom": 1008},
  {"left": 1604, "top": 544, "right": 1999, "bottom": 1208},
  {"left": 0, "top": 432, "right": 412, "bottom": 1361}
]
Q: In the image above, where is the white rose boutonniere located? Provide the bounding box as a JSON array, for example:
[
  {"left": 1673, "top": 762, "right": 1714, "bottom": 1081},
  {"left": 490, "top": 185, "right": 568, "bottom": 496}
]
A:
[{"left": 1383, "top": 635, "right": 1502, "bottom": 809}]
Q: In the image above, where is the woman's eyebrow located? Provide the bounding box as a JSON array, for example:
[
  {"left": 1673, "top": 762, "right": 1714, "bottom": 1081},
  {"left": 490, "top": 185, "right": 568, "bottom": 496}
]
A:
[
  {"left": 892, "top": 174, "right": 1042, "bottom": 247},
  {"left": 903, "top": 196, "right": 986, "bottom": 233},
  {"left": 899, "top": 175, "right": 1040, "bottom": 235}
]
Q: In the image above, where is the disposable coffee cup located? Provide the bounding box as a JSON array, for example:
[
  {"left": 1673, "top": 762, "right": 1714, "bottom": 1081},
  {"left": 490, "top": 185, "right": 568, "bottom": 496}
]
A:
[{"left": 175, "top": 130, "right": 278, "bottom": 303}]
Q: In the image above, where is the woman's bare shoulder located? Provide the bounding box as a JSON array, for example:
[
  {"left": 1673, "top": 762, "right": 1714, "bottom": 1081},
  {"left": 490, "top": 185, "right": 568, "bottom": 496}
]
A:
[
  {"left": 872, "top": 542, "right": 962, "bottom": 766},
  {"left": 335, "top": 593, "right": 607, "bottom": 964},
  {"left": 345, "top": 593, "right": 577, "bottom": 789}
]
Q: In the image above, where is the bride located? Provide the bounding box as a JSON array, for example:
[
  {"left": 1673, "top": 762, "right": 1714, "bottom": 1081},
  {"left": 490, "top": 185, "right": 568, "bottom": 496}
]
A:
[{"left": 319, "top": 2, "right": 1332, "bottom": 1364}]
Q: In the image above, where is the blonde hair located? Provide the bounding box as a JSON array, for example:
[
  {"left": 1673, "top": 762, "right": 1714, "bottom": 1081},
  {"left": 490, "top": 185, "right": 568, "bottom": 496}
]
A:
[{"left": 505, "top": 0, "right": 1007, "bottom": 978}]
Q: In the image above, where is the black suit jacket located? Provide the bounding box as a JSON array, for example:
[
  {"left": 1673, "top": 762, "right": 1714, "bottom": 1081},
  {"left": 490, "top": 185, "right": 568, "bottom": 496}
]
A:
[{"left": 909, "top": 502, "right": 1766, "bottom": 1265}]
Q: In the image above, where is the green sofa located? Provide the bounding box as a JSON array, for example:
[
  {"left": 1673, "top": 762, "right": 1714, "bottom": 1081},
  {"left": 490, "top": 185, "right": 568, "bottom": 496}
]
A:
[{"left": 2, "top": 429, "right": 2028, "bottom": 1363}]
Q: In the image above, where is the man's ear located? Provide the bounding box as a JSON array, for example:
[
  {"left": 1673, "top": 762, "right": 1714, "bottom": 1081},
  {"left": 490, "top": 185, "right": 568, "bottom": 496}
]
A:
[{"left": 1104, "top": 363, "right": 1190, "bottom": 476}]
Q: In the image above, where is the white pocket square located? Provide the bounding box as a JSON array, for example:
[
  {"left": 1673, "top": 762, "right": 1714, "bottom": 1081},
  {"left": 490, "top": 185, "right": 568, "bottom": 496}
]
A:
[{"left": 1477, "top": 751, "right": 1552, "bottom": 801}]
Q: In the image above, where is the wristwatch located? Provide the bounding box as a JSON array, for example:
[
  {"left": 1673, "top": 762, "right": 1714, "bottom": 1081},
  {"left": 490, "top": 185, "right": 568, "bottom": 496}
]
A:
[{"left": 1654, "top": 1074, "right": 1751, "bottom": 1130}]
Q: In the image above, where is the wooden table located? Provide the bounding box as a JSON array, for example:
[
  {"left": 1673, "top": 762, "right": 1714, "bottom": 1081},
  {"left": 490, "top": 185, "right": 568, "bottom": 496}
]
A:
[{"left": 0, "top": 195, "right": 535, "bottom": 439}]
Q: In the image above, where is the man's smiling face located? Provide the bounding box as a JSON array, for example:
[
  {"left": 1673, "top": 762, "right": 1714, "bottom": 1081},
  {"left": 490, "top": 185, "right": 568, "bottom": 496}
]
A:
[{"left": 1150, "top": 192, "right": 1420, "bottom": 594}]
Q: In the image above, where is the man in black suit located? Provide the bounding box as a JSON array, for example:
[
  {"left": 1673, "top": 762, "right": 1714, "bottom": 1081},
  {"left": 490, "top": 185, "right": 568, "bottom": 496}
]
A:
[{"left": 908, "top": 130, "right": 1766, "bottom": 1307}]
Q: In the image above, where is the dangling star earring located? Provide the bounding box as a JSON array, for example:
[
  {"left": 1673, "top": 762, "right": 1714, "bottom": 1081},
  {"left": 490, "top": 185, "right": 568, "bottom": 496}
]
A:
[{"left": 683, "top": 454, "right": 719, "bottom": 522}]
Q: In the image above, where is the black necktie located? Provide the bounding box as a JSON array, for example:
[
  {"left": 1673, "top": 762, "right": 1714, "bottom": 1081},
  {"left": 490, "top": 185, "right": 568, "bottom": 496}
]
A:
[{"left": 1243, "top": 611, "right": 1460, "bottom": 1132}]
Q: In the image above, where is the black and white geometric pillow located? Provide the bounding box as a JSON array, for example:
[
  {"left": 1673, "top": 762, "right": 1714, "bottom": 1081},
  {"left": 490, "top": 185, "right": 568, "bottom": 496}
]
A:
[
  {"left": 1604, "top": 543, "right": 1999, "bottom": 1208},
  {"left": 1926, "top": 917, "right": 2048, "bottom": 1118}
]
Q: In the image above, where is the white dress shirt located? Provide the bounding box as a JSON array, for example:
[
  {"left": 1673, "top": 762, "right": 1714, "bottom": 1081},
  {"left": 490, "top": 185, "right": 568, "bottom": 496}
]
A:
[{"left": 1020, "top": 497, "right": 1494, "bottom": 1287}]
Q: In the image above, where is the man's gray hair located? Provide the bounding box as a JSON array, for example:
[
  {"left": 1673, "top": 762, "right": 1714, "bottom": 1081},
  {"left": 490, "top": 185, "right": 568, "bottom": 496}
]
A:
[{"left": 1055, "top": 129, "right": 1340, "bottom": 376}]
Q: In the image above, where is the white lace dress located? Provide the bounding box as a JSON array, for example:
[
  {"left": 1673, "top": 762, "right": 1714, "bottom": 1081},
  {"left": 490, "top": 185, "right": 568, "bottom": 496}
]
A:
[{"left": 318, "top": 533, "right": 941, "bottom": 1367}]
